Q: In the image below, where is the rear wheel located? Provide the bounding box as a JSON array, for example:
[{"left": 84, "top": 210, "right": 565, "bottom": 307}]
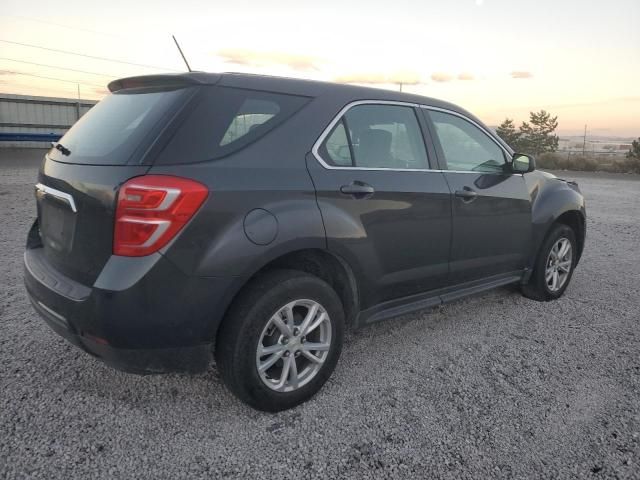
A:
[
  {"left": 215, "top": 269, "right": 344, "bottom": 412},
  {"left": 522, "top": 223, "right": 577, "bottom": 301}
]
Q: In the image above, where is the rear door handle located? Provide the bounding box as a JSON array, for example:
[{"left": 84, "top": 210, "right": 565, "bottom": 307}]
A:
[
  {"left": 340, "top": 182, "right": 375, "bottom": 198},
  {"left": 454, "top": 188, "right": 478, "bottom": 202}
]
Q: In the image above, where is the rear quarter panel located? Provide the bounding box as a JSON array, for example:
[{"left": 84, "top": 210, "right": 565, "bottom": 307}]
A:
[{"left": 148, "top": 93, "right": 348, "bottom": 279}]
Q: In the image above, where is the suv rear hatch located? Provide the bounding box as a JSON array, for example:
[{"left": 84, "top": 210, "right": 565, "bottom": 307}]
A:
[
  {"left": 34, "top": 81, "right": 199, "bottom": 286},
  {"left": 33, "top": 73, "right": 309, "bottom": 286}
]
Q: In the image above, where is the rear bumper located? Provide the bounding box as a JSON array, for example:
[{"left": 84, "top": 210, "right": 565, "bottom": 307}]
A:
[
  {"left": 28, "top": 293, "right": 210, "bottom": 373},
  {"left": 24, "top": 246, "right": 241, "bottom": 374}
]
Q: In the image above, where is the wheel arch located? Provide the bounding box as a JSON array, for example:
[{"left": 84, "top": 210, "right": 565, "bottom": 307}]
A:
[
  {"left": 526, "top": 205, "right": 586, "bottom": 283},
  {"left": 553, "top": 209, "right": 586, "bottom": 263},
  {"left": 526, "top": 177, "right": 586, "bottom": 279},
  {"left": 211, "top": 248, "right": 360, "bottom": 345}
]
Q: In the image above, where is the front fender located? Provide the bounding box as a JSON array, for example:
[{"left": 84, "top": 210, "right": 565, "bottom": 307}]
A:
[{"left": 526, "top": 171, "right": 586, "bottom": 270}]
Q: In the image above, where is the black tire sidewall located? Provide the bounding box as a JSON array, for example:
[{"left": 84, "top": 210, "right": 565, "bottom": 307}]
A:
[{"left": 217, "top": 270, "right": 344, "bottom": 412}]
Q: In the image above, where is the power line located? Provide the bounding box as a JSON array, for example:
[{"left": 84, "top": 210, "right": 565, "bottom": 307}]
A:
[
  {"left": 8, "top": 15, "right": 123, "bottom": 39},
  {"left": 0, "top": 70, "right": 106, "bottom": 88},
  {"left": 0, "top": 57, "right": 117, "bottom": 78},
  {"left": 0, "top": 81, "right": 90, "bottom": 97},
  {"left": 0, "top": 39, "right": 180, "bottom": 72}
]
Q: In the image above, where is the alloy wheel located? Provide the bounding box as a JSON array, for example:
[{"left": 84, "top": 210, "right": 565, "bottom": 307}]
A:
[
  {"left": 256, "top": 299, "right": 332, "bottom": 392},
  {"left": 545, "top": 237, "right": 572, "bottom": 292}
]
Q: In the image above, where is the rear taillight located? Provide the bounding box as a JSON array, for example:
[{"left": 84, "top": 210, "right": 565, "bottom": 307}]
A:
[{"left": 114, "top": 175, "right": 208, "bottom": 257}]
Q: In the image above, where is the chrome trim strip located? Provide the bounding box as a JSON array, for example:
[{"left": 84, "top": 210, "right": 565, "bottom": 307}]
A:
[
  {"left": 311, "top": 100, "right": 433, "bottom": 172},
  {"left": 34, "top": 183, "right": 77, "bottom": 213},
  {"left": 310, "top": 99, "right": 513, "bottom": 174},
  {"left": 37, "top": 301, "right": 68, "bottom": 323},
  {"left": 123, "top": 185, "right": 180, "bottom": 211},
  {"left": 117, "top": 218, "right": 171, "bottom": 247}
]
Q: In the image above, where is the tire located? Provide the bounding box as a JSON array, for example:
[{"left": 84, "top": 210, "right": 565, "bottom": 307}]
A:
[
  {"left": 215, "top": 269, "right": 344, "bottom": 412},
  {"left": 522, "top": 223, "right": 577, "bottom": 301}
]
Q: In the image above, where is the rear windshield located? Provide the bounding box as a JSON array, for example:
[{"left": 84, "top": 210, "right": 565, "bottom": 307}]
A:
[
  {"left": 48, "top": 87, "right": 191, "bottom": 165},
  {"left": 154, "top": 86, "right": 310, "bottom": 164}
]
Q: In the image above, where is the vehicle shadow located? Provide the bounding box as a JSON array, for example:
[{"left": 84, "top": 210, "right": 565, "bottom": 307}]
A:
[{"left": 62, "top": 285, "right": 525, "bottom": 417}]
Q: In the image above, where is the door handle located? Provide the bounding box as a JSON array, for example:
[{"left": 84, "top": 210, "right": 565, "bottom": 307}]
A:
[
  {"left": 454, "top": 187, "right": 478, "bottom": 202},
  {"left": 340, "top": 182, "right": 375, "bottom": 198}
]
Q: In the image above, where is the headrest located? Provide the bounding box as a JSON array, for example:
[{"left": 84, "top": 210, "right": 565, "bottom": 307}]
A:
[{"left": 359, "top": 129, "right": 392, "bottom": 152}]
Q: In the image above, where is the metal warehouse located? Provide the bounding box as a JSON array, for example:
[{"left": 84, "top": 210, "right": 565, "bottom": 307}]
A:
[{"left": 0, "top": 94, "right": 96, "bottom": 148}]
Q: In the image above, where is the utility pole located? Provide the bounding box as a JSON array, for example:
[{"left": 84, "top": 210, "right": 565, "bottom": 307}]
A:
[
  {"left": 76, "top": 84, "right": 81, "bottom": 120},
  {"left": 582, "top": 124, "right": 587, "bottom": 157},
  {"left": 399, "top": 82, "right": 403, "bottom": 92}
]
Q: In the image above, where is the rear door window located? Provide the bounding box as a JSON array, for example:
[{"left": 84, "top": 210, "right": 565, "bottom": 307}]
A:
[
  {"left": 155, "top": 87, "right": 309, "bottom": 164},
  {"left": 319, "top": 104, "right": 429, "bottom": 169},
  {"left": 48, "top": 88, "right": 192, "bottom": 165},
  {"left": 319, "top": 119, "right": 353, "bottom": 166}
]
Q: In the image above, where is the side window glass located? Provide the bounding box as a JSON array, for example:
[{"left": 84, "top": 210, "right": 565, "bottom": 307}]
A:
[
  {"left": 220, "top": 99, "right": 280, "bottom": 146},
  {"left": 345, "top": 105, "right": 428, "bottom": 169},
  {"left": 319, "top": 104, "right": 428, "bottom": 169},
  {"left": 320, "top": 120, "right": 353, "bottom": 166},
  {"left": 429, "top": 111, "right": 506, "bottom": 173}
]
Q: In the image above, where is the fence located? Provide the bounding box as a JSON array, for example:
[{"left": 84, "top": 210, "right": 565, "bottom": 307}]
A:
[{"left": 0, "top": 94, "right": 97, "bottom": 148}]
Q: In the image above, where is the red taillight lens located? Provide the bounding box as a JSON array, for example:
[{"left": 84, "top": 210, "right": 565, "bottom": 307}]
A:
[{"left": 114, "top": 175, "right": 208, "bottom": 257}]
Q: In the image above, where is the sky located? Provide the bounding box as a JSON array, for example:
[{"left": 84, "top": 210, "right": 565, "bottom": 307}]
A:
[{"left": 1, "top": 0, "right": 639, "bottom": 137}]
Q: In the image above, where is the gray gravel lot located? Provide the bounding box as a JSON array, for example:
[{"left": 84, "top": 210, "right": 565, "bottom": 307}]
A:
[{"left": 1, "top": 149, "right": 639, "bottom": 479}]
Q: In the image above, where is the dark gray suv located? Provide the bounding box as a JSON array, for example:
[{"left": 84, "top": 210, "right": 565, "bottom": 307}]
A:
[{"left": 24, "top": 72, "right": 586, "bottom": 411}]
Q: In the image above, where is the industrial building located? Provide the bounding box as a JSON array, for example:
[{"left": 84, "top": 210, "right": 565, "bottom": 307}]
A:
[{"left": 0, "top": 94, "right": 96, "bottom": 148}]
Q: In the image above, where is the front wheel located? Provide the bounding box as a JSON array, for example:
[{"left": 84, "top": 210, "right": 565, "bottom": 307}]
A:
[
  {"left": 215, "top": 269, "right": 344, "bottom": 412},
  {"left": 522, "top": 223, "right": 577, "bottom": 301}
]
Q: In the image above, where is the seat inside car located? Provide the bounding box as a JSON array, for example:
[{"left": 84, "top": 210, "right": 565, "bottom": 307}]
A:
[{"left": 357, "top": 129, "right": 394, "bottom": 168}]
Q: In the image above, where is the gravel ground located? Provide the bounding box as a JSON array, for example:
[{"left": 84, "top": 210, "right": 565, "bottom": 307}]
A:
[{"left": 1, "top": 149, "right": 639, "bottom": 479}]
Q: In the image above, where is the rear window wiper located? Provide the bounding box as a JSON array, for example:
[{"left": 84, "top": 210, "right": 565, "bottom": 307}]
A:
[{"left": 53, "top": 142, "right": 71, "bottom": 156}]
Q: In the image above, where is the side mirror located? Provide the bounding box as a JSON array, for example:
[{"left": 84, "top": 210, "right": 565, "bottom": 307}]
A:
[{"left": 511, "top": 153, "right": 536, "bottom": 173}]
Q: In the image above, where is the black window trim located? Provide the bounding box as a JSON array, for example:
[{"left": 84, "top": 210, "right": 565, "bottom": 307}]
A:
[{"left": 311, "top": 100, "right": 515, "bottom": 174}]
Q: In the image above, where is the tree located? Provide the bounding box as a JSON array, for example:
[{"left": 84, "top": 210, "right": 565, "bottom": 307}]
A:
[
  {"left": 518, "top": 110, "right": 559, "bottom": 156},
  {"left": 495, "top": 118, "right": 522, "bottom": 151},
  {"left": 626, "top": 138, "right": 640, "bottom": 159}
]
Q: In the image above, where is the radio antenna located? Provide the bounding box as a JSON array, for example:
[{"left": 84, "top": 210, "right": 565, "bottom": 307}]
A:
[{"left": 172, "top": 35, "right": 192, "bottom": 72}]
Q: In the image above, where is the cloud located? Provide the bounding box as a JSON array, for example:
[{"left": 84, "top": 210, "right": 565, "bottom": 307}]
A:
[
  {"left": 457, "top": 73, "right": 475, "bottom": 81},
  {"left": 216, "top": 48, "right": 321, "bottom": 71},
  {"left": 511, "top": 71, "right": 533, "bottom": 79},
  {"left": 431, "top": 72, "right": 453, "bottom": 83},
  {"left": 335, "top": 71, "right": 423, "bottom": 85}
]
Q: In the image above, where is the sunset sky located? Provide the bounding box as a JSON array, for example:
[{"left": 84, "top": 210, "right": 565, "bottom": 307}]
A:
[{"left": 1, "top": 0, "right": 638, "bottom": 137}]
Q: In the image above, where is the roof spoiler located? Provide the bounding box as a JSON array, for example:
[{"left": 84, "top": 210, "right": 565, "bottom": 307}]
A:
[{"left": 108, "top": 72, "right": 220, "bottom": 93}]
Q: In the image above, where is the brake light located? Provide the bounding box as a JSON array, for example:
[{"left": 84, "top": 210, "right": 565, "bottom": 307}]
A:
[{"left": 114, "top": 175, "right": 208, "bottom": 257}]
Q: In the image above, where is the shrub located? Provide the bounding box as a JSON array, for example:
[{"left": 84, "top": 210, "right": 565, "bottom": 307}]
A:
[
  {"left": 536, "top": 153, "right": 561, "bottom": 169},
  {"left": 567, "top": 156, "right": 598, "bottom": 172},
  {"left": 535, "top": 153, "right": 639, "bottom": 174},
  {"left": 622, "top": 156, "right": 640, "bottom": 174}
]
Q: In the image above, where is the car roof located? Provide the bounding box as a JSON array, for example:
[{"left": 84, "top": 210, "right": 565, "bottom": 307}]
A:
[{"left": 108, "top": 71, "right": 476, "bottom": 119}]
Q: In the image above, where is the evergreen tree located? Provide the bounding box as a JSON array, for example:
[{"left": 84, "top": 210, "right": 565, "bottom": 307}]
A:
[
  {"left": 495, "top": 118, "right": 522, "bottom": 150},
  {"left": 626, "top": 138, "right": 640, "bottom": 159},
  {"left": 518, "top": 110, "right": 559, "bottom": 156}
]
